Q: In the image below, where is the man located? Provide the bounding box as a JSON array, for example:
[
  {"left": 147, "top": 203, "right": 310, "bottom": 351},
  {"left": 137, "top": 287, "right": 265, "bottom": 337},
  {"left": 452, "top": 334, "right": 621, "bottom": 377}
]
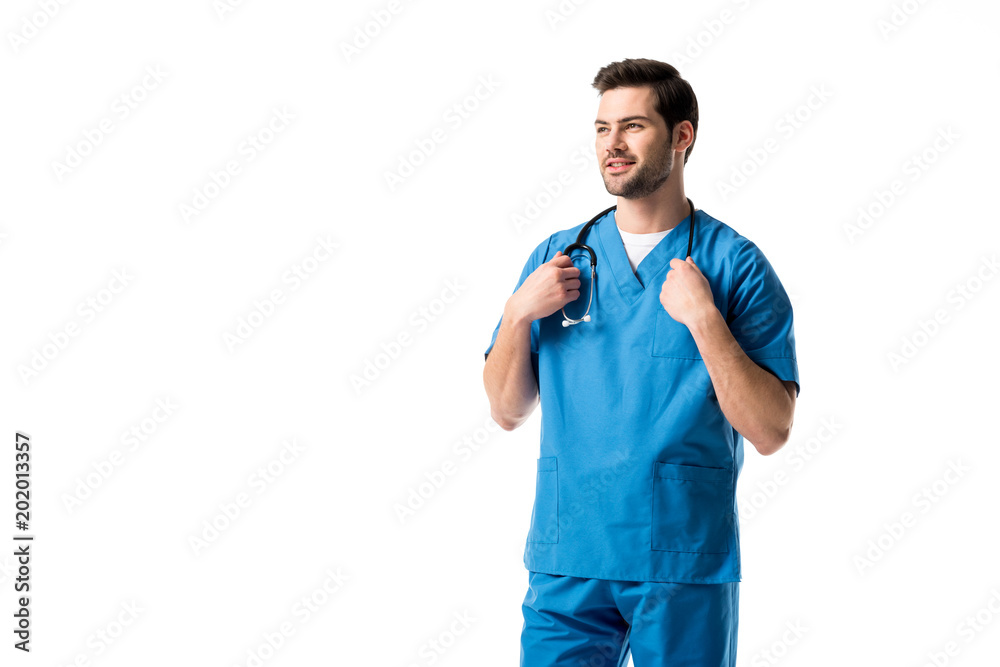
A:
[{"left": 482, "top": 58, "right": 799, "bottom": 667}]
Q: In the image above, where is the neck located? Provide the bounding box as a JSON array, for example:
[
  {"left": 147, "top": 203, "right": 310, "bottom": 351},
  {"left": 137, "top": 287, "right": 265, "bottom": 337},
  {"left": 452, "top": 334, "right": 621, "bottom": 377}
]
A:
[{"left": 615, "top": 176, "right": 689, "bottom": 234}]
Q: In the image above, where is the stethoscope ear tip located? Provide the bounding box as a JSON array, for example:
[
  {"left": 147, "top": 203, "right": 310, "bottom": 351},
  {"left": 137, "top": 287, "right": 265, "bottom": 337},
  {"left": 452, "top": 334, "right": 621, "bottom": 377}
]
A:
[
  {"left": 583, "top": 315, "right": 591, "bottom": 322},
  {"left": 562, "top": 320, "right": 570, "bottom": 327}
]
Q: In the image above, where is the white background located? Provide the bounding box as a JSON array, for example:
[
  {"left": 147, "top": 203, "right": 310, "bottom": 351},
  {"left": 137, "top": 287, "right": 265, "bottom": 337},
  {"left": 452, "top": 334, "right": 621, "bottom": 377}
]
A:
[{"left": 2, "top": 0, "right": 998, "bottom": 665}]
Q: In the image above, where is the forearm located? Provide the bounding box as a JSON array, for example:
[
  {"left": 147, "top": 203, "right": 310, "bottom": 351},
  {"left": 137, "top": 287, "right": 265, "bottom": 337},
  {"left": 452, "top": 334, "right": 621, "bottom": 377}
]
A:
[
  {"left": 687, "top": 308, "right": 794, "bottom": 455},
  {"left": 483, "top": 300, "right": 539, "bottom": 431}
]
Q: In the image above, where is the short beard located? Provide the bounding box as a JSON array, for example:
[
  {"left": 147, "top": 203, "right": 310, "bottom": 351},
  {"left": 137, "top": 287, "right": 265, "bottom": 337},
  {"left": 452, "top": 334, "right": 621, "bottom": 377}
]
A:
[{"left": 603, "top": 139, "right": 675, "bottom": 199}]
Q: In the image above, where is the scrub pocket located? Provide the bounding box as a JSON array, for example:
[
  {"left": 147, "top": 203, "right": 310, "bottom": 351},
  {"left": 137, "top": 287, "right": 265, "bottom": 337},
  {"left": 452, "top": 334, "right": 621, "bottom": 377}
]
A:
[
  {"left": 527, "top": 457, "right": 558, "bottom": 544},
  {"left": 651, "top": 462, "right": 731, "bottom": 553},
  {"left": 650, "top": 309, "right": 702, "bottom": 359}
]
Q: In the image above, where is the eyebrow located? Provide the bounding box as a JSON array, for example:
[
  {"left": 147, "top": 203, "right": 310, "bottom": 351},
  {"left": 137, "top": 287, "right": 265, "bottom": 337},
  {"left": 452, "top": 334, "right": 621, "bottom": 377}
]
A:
[{"left": 594, "top": 115, "right": 653, "bottom": 126}]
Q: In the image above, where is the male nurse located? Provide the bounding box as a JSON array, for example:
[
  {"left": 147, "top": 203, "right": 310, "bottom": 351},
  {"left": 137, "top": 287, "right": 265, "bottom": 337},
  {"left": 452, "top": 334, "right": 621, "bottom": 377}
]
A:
[{"left": 482, "top": 58, "right": 800, "bottom": 667}]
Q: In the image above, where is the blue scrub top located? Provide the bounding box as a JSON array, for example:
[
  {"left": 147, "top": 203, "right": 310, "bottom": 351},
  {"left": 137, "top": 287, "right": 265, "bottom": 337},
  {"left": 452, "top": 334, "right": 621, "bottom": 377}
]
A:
[{"left": 485, "top": 207, "right": 800, "bottom": 584}]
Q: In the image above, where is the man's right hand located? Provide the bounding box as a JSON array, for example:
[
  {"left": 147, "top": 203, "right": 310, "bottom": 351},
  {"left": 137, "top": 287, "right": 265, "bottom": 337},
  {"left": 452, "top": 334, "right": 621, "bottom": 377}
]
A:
[{"left": 506, "top": 251, "right": 582, "bottom": 323}]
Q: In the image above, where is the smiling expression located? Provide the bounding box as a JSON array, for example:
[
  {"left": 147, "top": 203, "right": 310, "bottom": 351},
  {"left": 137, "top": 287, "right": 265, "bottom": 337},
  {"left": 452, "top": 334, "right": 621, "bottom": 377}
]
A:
[{"left": 595, "top": 86, "right": 678, "bottom": 199}]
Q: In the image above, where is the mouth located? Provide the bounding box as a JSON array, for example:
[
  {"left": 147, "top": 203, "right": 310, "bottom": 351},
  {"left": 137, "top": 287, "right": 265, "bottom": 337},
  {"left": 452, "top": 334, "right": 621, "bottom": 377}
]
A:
[{"left": 606, "top": 161, "right": 636, "bottom": 173}]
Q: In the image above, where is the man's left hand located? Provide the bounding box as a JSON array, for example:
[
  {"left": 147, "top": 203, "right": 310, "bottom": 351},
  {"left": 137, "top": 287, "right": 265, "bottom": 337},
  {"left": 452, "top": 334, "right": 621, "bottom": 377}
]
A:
[{"left": 659, "top": 257, "right": 715, "bottom": 327}]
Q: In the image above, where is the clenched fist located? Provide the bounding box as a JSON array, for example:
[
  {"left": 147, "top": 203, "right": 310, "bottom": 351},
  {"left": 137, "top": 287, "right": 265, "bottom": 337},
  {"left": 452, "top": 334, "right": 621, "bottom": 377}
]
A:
[
  {"left": 508, "top": 251, "right": 582, "bottom": 323},
  {"left": 659, "top": 257, "right": 715, "bottom": 328}
]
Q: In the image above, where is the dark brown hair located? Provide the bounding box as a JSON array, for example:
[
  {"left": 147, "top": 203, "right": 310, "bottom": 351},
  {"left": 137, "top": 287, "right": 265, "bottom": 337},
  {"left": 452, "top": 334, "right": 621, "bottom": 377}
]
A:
[{"left": 592, "top": 58, "right": 699, "bottom": 165}]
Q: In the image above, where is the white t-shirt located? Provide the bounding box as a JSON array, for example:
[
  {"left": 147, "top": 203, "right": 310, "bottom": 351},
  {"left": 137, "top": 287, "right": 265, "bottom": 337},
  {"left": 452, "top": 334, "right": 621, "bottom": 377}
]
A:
[{"left": 616, "top": 225, "right": 672, "bottom": 273}]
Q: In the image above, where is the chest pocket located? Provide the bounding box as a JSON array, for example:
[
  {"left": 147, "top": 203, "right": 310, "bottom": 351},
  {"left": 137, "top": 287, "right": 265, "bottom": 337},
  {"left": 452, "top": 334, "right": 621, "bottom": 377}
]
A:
[{"left": 650, "top": 309, "right": 701, "bottom": 359}]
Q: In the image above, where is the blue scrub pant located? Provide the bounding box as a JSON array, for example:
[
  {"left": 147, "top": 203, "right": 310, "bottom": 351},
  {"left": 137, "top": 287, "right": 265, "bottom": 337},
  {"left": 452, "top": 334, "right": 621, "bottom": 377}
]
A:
[{"left": 520, "top": 571, "right": 738, "bottom": 667}]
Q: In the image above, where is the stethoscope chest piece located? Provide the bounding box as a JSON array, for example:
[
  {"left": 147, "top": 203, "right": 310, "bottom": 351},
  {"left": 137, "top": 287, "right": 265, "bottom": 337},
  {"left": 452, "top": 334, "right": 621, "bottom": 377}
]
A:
[{"left": 560, "top": 198, "right": 695, "bottom": 328}]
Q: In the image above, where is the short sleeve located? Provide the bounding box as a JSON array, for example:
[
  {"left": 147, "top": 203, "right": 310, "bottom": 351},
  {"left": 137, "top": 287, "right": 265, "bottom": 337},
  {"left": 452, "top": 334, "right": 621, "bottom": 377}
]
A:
[
  {"left": 484, "top": 236, "right": 552, "bottom": 382},
  {"left": 726, "top": 240, "right": 800, "bottom": 397}
]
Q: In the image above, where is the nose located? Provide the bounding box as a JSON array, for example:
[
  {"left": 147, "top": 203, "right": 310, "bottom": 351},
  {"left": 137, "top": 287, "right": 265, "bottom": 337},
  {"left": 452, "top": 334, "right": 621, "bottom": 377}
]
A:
[{"left": 601, "top": 126, "right": 627, "bottom": 156}]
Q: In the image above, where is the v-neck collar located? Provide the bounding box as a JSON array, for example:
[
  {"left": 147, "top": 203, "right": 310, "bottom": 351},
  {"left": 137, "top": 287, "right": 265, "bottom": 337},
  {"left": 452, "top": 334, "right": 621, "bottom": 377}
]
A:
[{"left": 597, "top": 207, "right": 696, "bottom": 303}]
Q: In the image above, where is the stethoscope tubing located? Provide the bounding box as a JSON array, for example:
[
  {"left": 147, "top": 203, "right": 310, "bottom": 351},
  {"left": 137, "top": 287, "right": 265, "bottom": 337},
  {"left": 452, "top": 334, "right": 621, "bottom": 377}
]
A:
[{"left": 561, "top": 198, "right": 696, "bottom": 326}]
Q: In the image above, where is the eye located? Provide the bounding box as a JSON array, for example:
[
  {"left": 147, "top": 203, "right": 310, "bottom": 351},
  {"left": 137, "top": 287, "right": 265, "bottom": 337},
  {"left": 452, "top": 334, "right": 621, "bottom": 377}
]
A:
[{"left": 596, "top": 123, "right": 642, "bottom": 134}]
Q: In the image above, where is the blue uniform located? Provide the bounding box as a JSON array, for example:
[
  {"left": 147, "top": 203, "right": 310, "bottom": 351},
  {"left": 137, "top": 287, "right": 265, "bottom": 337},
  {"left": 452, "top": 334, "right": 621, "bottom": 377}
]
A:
[
  {"left": 520, "top": 571, "right": 739, "bottom": 666},
  {"left": 485, "top": 207, "right": 799, "bottom": 665}
]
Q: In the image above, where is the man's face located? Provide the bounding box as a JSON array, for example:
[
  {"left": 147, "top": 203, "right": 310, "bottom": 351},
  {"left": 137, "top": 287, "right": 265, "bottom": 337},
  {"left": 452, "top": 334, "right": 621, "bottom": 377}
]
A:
[{"left": 595, "top": 86, "right": 676, "bottom": 199}]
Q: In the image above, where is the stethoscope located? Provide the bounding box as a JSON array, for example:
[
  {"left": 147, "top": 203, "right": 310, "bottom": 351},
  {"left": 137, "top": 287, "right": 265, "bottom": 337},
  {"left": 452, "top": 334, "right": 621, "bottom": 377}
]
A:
[{"left": 561, "top": 197, "right": 696, "bottom": 327}]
